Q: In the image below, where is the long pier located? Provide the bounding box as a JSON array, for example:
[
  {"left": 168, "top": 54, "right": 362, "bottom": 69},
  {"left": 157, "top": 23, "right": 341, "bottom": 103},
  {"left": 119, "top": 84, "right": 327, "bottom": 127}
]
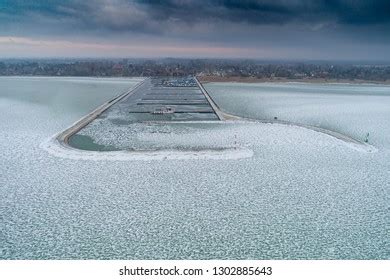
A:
[
  {"left": 53, "top": 76, "right": 374, "bottom": 154},
  {"left": 56, "top": 78, "right": 149, "bottom": 146},
  {"left": 56, "top": 76, "right": 223, "bottom": 147},
  {"left": 195, "top": 76, "right": 241, "bottom": 121}
]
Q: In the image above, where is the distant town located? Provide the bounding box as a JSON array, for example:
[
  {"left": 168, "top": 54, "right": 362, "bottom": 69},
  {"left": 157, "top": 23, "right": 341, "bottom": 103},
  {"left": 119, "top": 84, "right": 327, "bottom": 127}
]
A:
[{"left": 1, "top": 58, "right": 390, "bottom": 83}]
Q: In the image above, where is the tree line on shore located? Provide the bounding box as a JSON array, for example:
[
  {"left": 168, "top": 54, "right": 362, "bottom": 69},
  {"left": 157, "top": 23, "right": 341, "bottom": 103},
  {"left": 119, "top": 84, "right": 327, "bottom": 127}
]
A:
[{"left": 1, "top": 58, "right": 389, "bottom": 82}]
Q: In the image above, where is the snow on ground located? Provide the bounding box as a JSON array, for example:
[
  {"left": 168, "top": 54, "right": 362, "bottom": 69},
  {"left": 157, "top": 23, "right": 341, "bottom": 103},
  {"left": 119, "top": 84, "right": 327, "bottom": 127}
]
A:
[{"left": 0, "top": 77, "right": 389, "bottom": 259}]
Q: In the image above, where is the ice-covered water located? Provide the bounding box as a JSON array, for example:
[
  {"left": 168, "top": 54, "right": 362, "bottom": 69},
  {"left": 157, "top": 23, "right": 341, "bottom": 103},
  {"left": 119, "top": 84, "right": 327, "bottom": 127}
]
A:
[
  {"left": 0, "top": 77, "right": 389, "bottom": 259},
  {"left": 205, "top": 82, "right": 390, "bottom": 149}
]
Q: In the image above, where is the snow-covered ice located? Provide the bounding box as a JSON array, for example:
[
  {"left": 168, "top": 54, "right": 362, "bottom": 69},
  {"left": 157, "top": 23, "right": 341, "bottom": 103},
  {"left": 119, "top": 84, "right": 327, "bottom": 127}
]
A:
[
  {"left": 0, "top": 77, "right": 389, "bottom": 259},
  {"left": 205, "top": 82, "right": 390, "bottom": 149}
]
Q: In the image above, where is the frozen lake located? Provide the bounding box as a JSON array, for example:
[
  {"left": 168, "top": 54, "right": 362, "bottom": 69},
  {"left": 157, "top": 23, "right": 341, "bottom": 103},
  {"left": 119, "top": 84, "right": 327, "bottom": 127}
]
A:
[
  {"left": 0, "top": 77, "right": 389, "bottom": 259},
  {"left": 205, "top": 82, "right": 390, "bottom": 149}
]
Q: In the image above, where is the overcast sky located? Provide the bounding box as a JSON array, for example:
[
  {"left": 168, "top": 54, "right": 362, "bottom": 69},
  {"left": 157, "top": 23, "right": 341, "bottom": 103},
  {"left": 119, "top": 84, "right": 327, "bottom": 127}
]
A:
[{"left": 1, "top": 0, "right": 389, "bottom": 60}]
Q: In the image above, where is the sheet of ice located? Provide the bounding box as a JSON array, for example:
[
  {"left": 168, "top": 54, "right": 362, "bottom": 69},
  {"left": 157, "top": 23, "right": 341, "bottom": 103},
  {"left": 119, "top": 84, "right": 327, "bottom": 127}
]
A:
[
  {"left": 205, "top": 82, "right": 390, "bottom": 149},
  {"left": 0, "top": 77, "right": 389, "bottom": 259}
]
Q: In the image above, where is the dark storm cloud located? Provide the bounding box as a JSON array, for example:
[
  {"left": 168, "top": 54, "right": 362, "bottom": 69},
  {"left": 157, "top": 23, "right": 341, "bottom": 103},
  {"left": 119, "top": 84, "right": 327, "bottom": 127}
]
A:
[
  {"left": 133, "top": 0, "right": 390, "bottom": 26},
  {"left": 1, "top": 0, "right": 389, "bottom": 60},
  {"left": 138, "top": 0, "right": 295, "bottom": 25},
  {"left": 1, "top": 0, "right": 390, "bottom": 34},
  {"left": 322, "top": 0, "right": 390, "bottom": 24}
]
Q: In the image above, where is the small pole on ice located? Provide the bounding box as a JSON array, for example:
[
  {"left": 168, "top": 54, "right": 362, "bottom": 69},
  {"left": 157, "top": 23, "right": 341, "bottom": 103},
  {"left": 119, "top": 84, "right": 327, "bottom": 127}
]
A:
[{"left": 364, "top": 132, "right": 370, "bottom": 143}]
